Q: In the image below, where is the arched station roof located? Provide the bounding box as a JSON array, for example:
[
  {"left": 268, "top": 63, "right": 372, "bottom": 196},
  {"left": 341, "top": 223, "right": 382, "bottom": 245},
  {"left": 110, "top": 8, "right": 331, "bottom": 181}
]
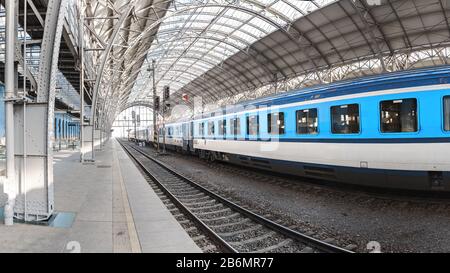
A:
[{"left": 81, "top": 0, "right": 450, "bottom": 126}]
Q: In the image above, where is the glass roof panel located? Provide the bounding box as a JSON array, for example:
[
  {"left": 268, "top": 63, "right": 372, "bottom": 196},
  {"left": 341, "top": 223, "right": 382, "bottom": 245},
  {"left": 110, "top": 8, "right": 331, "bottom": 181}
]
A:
[
  {"left": 271, "top": 1, "right": 301, "bottom": 21},
  {"left": 126, "top": 0, "right": 337, "bottom": 106}
]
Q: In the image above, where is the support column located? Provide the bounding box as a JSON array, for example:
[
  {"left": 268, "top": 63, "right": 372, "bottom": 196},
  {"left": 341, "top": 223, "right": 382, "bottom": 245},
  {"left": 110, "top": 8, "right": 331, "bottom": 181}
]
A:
[
  {"left": 17, "top": 0, "right": 68, "bottom": 221},
  {"left": 79, "top": 0, "right": 85, "bottom": 162},
  {"left": 152, "top": 60, "right": 158, "bottom": 148},
  {"left": 3, "top": 0, "right": 17, "bottom": 226},
  {"left": 90, "top": 5, "right": 134, "bottom": 161}
]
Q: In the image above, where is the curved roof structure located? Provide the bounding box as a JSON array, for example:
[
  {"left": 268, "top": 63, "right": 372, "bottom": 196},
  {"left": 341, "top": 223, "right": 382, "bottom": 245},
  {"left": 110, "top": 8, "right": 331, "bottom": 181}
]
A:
[
  {"left": 80, "top": 0, "right": 450, "bottom": 127},
  {"left": 167, "top": 0, "right": 450, "bottom": 107},
  {"left": 127, "top": 0, "right": 336, "bottom": 105}
]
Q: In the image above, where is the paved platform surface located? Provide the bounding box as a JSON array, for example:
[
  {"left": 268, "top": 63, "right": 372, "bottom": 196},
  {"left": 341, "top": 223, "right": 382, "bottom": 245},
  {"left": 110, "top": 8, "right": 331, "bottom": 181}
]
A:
[{"left": 0, "top": 139, "right": 201, "bottom": 253}]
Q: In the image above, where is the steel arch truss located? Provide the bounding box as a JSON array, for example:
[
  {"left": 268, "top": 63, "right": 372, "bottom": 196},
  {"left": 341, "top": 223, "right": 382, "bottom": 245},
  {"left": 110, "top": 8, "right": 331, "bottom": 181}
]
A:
[
  {"left": 87, "top": 0, "right": 336, "bottom": 130},
  {"left": 166, "top": 0, "right": 450, "bottom": 114},
  {"left": 83, "top": 0, "right": 450, "bottom": 130}
]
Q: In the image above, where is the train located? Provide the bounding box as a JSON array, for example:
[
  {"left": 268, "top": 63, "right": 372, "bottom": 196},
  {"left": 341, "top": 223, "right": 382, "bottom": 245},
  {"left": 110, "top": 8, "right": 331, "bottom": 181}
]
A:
[{"left": 131, "top": 66, "right": 450, "bottom": 192}]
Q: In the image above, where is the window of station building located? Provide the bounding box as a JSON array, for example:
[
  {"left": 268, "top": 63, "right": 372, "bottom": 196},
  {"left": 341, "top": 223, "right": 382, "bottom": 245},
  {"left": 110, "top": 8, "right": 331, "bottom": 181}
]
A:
[
  {"left": 380, "top": 98, "right": 418, "bottom": 133},
  {"left": 267, "top": 112, "right": 285, "bottom": 135},
  {"left": 246, "top": 115, "right": 259, "bottom": 136},
  {"left": 208, "top": 121, "right": 215, "bottom": 136},
  {"left": 218, "top": 120, "right": 227, "bottom": 136},
  {"left": 296, "top": 109, "right": 318, "bottom": 135},
  {"left": 198, "top": 122, "right": 205, "bottom": 136},
  {"left": 331, "top": 104, "right": 360, "bottom": 134},
  {"left": 230, "top": 118, "right": 241, "bottom": 135},
  {"left": 444, "top": 96, "right": 450, "bottom": 132}
]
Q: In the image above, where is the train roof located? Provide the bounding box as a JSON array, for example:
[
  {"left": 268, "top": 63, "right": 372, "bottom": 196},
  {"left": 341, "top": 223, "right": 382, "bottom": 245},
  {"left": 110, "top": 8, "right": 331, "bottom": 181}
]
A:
[{"left": 191, "top": 65, "right": 450, "bottom": 120}]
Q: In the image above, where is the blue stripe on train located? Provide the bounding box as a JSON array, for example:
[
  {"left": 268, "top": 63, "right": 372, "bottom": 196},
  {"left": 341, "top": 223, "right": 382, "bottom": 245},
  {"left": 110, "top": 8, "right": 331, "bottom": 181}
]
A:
[{"left": 193, "top": 137, "right": 450, "bottom": 144}]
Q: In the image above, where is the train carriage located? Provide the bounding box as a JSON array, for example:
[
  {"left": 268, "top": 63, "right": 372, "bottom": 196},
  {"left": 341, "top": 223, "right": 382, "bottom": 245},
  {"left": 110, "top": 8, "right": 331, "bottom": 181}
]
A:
[{"left": 161, "top": 66, "right": 450, "bottom": 192}]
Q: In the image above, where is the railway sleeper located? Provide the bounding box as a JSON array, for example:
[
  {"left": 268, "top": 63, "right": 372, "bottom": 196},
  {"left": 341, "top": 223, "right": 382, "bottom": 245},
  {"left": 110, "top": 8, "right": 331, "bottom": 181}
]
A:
[
  {"left": 208, "top": 218, "right": 251, "bottom": 229},
  {"left": 217, "top": 224, "right": 263, "bottom": 238},
  {"left": 194, "top": 208, "right": 232, "bottom": 217},
  {"left": 229, "top": 231, "right": 276, "bottom": 246},
  {"left": 177, "top": 194, "right": 209, "bottom": 202},
  {"left": 199, "top": 212, "right": 241, "bottom": 222},
  {"left": 183, "top": 199, "right": 217, "bottom": 206},
  {"left": 187, "top": 203, "right": 223, "bottom": 212},
  {"left": 252, "top": 239, "right": 294, "bottom": 254}
]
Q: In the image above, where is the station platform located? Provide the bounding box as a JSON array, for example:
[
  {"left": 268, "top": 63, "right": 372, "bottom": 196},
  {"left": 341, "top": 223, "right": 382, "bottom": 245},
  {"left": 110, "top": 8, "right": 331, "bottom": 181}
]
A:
[{"left": 0, "top": 139, "right": 201, "bottom": 253}]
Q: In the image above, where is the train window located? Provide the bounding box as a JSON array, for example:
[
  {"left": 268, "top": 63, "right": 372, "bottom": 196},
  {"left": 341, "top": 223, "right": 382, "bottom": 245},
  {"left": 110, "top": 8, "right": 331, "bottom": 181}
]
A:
[
  {"left": 230, "top": 118, "right": 241, "bottom": 135},
  {"left": 267, "top": 112, "right": 285, "bottom": 135},
  {"left": 208, "top": 121, "right": 215, "bottom": 136},
  {"left": 247, "top": 115, "right": 259, "bottom": 136},
  {"left": 296, "top": 109, "right": 318, "bottom": 135},
  {"left": 380, "top": 99, "right": 418, "bottom": 133},
  {"left": 198, "top": 122, "right": 205, "bottom": 136},
  {"left": 331, "top": 104, "right": 360, "bottom": 134},
  {"left": 445, "top": 96, "right": 450, "bottom": 131},
  {"left": 218, "top": 120, "right": 227, "bottom": 136}
]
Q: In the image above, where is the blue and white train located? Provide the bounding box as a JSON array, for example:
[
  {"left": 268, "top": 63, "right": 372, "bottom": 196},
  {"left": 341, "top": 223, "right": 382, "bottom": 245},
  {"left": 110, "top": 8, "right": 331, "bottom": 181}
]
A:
[{"left": 141, "top": 66, "right": 450, "bottom": 192}]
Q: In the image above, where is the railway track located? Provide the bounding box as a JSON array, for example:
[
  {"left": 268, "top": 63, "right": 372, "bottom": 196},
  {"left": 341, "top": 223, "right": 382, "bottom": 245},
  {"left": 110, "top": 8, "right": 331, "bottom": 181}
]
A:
[{"left": 118, "top": 140, "right": 353, "bottom": 253}]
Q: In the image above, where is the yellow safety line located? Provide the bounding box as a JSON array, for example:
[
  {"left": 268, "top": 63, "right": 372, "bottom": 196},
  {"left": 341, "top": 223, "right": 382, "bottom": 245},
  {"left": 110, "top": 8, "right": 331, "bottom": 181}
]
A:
[{"left": 114, "top": 141, "right": 142, "bottom": 253}]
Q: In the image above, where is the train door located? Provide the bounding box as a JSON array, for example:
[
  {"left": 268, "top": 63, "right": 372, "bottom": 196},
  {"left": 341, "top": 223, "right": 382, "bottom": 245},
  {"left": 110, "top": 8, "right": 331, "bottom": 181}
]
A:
[
  {"left": 182, "top": 123, "right": 189, "bottom": 152},
  {"left": 190, "top": 121, "right": 195, "bottom": 152}
]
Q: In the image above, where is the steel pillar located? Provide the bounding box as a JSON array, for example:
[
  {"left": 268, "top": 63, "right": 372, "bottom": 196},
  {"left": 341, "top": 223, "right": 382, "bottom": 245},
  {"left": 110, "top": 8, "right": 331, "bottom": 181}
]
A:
[
  {"left": 152, "top": 60, "right": 158, "bottom": 149},
  {"left": 3, "top": 0, "right": 17, "bottom": 226},
  {"left": 90, "top": 5, "right": 135, "bottom": 161},
  {"left": 11, "top": 0, "right": 69, "bottom": 221},
  {"left": 79, "top": 4, "right": 85, "bottom": 162}
]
